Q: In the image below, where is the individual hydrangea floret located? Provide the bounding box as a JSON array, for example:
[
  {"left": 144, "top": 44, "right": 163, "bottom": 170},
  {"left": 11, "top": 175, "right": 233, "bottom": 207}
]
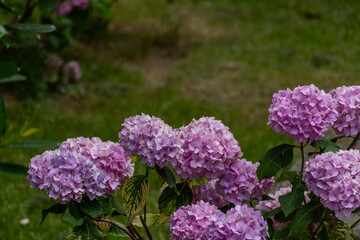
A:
[
  {"left": 206, "top": 204, "right": 268, "bottom": 240},
  {"left": 27, "top": 149, "right": 106, "bottom": 203},
  {"left": 304, "top": 150, "right": 360, "bottom": 217},
  {"left": 171, "top": 117, "right": 242, "bottom": 180},
  {"left": 169, "top": 200, "right": 224, "bottom": 240},
  {"left": 217, "top": 159, "right": 274, "bottom": 204},
  {"left": 119, "top": 113, "right": 182, "bottom": 168},
  {"left": 268, "top": 84, "right": 338, "bottom": 143},
  {"left": 63, "top": 61, "right": 82, "bottom": 83},
  {"left": 330, "top": 86, "right": 360, "bottom": 136},
  {"left": 60, "top": 137, "right": 134, "bottom": 194},
  {"left": 192, "top": 180, "right": 228, "bottom": 207}
]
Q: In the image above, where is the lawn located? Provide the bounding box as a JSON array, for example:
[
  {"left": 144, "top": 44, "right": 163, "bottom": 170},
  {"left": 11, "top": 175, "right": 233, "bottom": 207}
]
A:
[{"left": 1, "top": 0, "right": 360, "bottom": 239}]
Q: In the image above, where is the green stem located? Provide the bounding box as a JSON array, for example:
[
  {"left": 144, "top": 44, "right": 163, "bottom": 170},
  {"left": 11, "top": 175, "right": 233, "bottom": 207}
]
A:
[
  {"left": 299, "top": 142, "right": 305, "bottom": 181},
  {"left": 93, "top": 218, "right": 137, "bottom": 240},
  {"left": 351, "top": 218, "right": 360, "bottom": 229},
  {"left": 144, "top": 166, "right": 149, "bottom": 225},
  {"left": 140, "top": 215, "right": 153, "bottom": 240},
  {"left": 347, "top": 133, "right": 360, "bottom": 150}
]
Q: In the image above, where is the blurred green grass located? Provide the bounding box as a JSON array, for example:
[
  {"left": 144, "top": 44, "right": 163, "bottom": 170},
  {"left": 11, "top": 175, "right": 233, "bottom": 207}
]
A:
[{"left": 2, "top": 0, "right": 360, "bottom": 239}]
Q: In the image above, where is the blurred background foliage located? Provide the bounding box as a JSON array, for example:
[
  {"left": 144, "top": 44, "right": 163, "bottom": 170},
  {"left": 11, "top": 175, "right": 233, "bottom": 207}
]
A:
[{"left": 1, "top": 0, "right": 360, "bottom": 239}]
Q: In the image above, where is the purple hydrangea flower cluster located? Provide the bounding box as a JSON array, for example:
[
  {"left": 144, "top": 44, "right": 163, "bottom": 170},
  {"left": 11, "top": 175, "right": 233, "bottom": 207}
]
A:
[
  {"left": 63, "top": 61, "right": 82, "bottom": 83},
  {"left": 304, "top": 150, "right": 360, "bottom": 217},
  {"left": 45, "top": 54, "right": 63, "bottom": 69},
  {"left": 330, "top": 86, "right": 360, "bottom": 136},
  {"left": 119, "top": 114, "right": 182, "bottom": 168},
  {"left": 169, "top": 200, "right": 224, "bottom": 240},
  {"left": 217, "top": 159, "right": 274, "bottom": 204},
  {"left": 27, "top": 149, "right": 106, "bottom": 203},
  {"left": 60, "top": 137, "right": 134, "bottom": 194},
  {"left": 206, "top": 204, "right": 268, "bottom": 240},
  {"left": 192, "top": 180, "right": 228, "bottom": 207},
  {"left": 268, "top": 84, "right": 338, "bottom": 143},
  {"left": 53, "top": 0, "right": 90, "bottom": 16},
  {"left": 172, "top": 117, "right": 242, "bottom": 180}
]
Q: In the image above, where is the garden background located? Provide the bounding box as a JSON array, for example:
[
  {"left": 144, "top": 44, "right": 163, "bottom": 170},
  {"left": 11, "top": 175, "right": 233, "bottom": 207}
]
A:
[{"left": 1, "top": 0, "right": 360, "bottom": 239}]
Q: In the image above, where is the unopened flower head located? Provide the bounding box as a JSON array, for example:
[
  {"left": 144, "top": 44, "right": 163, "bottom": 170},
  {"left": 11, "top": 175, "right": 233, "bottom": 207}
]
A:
[
  {"left": 60, "top": 137, "right": 134, "bottom": 194},
  {"left": 172, "top": 117, "right": 242, "bottom": 180},
  {"left": 27, "top": 149, "right": 106, "bottom": 203},
  {"left": 192, "top": 180, "right": 228, "bottom": 207},
  {"left": 304, "top": 149, "right": 360, "bottom": 217},
  {"left": 169, "top": 200, "right": 224, "bottom": 240},
  {"left": 217, "top": 159, "right": 274, "bottom": 204},
  {"left": 119, "top": 113, "right": 182, "bottom": 168},
  {"left": 330, "top": 86, "right": 360, "bottom": 136},
  {"left": 268, "top": 84, "right": 338, "bottom": 143},
  {"left": 206, "top": 204, "right": 268, "bottom": 240}
]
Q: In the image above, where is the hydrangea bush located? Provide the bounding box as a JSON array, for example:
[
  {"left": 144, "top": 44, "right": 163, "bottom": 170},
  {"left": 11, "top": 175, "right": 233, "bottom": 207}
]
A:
[{"left": 28, "top": 84, "right": 360, "bottom": 239}]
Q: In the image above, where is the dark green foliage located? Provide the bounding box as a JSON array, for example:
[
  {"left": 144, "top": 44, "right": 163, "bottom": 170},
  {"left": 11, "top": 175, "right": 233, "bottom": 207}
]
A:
[{"left": 159, "top": 181, "right": 192, "bottom": 216}]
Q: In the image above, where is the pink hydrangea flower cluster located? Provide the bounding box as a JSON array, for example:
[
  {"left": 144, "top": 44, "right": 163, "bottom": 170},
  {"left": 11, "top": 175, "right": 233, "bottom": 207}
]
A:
[
  {"left": 206, "top": 204, "right": 269, "bottom": 240},
  {"left": 217, "top": 159, "right": 274, "bottom": 204},
  {"left": 172, "top": 117, "right": 242, "bottom": 180},
  {"left": 268, "top": 84, "right": 338, "bottom": 143},
  {"left": 330, "top": 86, "right": 360, "bottom": 136},
  {"left": 53, "top": 0, "right": 90, "bottom": 16},
  {"left": 169, "top": 201, "right": 224, "bottom": 240},
  {"left": 304, "top": 150, "right": 360, "bottom": 217},
  {"left": 192, "top": 180, "right": 228, "bottom": 207},
  {"left": 63, "top": 61, "right": 82, "bottom": 83},
  {"left": 60, "top": 137, "right": 134, "bottom": 194},
  {"left": 27, "top": 149, "right": 106, "bottom": 203},
  {"left": 119, "top": 114, "right": 182, "bottom": 168}
]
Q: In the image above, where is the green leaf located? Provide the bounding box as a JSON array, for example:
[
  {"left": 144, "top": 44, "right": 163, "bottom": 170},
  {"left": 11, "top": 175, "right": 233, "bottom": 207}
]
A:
[
  {"left": 321, "top": 219, "right": 357, "bottom": 240},
  {"left": 0, "top": 61, "right": 18, "bottom": 79},
  {"left": 159, "top": 181, "right": 193, "bottom": 216},
  {"left": 73, "top": 218, "right": 104, "bottom": 240},
  {"left": 3, "top": 140, "right": 60, "bottom": 149},
  {"left": 41, "top": 202, "right": 66, "bottom": 224},
  {"left": 39, "top": 0, "right": 58, "bottom": 11},
  {"left": 122, "top": 175, "right": 149, "bottom": 215},
  {"left": 63, "top": 201, "right": 85, "bottom": 226},
  {"left": 79, "top": 197, "right": 102, "bottom": 217},
  {"left": 7, "top": 24, "right": 56, "bottom": 33},
  {"left": 132, "top": 213, "right": 169, "bottom": 227},
  {"left": 22, "top": 128, "right": 39, "bottom": 137},
  {"left": 63, "top": 208, "right": 83, "bottom": 226},
  {"left": 260, "top": 207, "right": 282, "bottom": 219},
  {"left": 0, "top": 162, "right": 28, "bottom": 176},
  {"left": 256, "top": 144, "right": 295, "bottom": 181},
  {"left": 0, "top": 25, "right": 7, "bottom": 38},
  {"left": 267, "top": 218, "right": 274, "bottom": 237},
  {"left": 311, "top": 138, "right": 340, "bottom": 153},
  {"left": 109, "top": 195, "right": 126, "bottom": 216},
  {"left": 0, "top": 95, "right": 6, "bottom": 136},
  {"left": 276, "top": 171, "right": 299, "bottom": 184},
  {"left": 273, "top": 225, "right": 290, "bottom": 240},
  {"left": 219, "top": 203, "right": 235, "bottom": 213},
  {"left": 274, "top": 210, "right": 295, "bottom": 223},
  {"left": 0, "top": 2, "right": 17, "bottom": 15},
  {"left": 109, "top": 224, "right": 128, "bottom": 237},
  {"left": 261, "top": 194, "right": 274, "bottom": 201},
  {"left": 97, "top": 197, "right": 112, "bottom": 215},
  {"left": 279, "top": 182, "right": 307, "bottom": 217},
  {"left": 0, "top": 74, "right": 26, "bottom": 84},
  {"left": 155, "top": 165, "right": 176, "bottom": 188},
  {"left": 289, "top": 200, "right": 325, "bottom": 239}
]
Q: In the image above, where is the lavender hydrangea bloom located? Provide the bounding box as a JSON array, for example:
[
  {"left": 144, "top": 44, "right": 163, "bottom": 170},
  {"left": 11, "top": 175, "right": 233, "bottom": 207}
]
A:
[
  {"left": 27, "top": 149, "right": 106, "bottom": 203},
  {"left": 192, "top": 180, "right": 228, "bottom": 207},
  {"left": 330, "top": 86, "right": 360, "bottom": 136},
  {"left": 169, "top": 200, "right": 224, "bottom": 240},
  {"left": 268, "top": 84, "right": 338, "bottom": 143},
  {"left": 172, "top": 117, "right": 242, "bottom": 180},
  {"left": 206, "top": 204, "right": 269, "bottom": 240},
  {"left": 72, "top": 0, "right": 89, "bottom": 9},
  {"left": 63, "top": 61, "right": 82, "bottom": 83},
  {"left": 119, "top": 113, "right": 182, "bottom": 168},
  {"left": 304, "top": 150, "right": 360, "bottom": 217},
  {"left": 217, "top": 159, "right": 274, "bottom": 204},
  {"left": 60, "top": 137, "right": 134, "bottom": 194},
  {"left": 53, "top": 1, "right": 73, "bottom": 16}
]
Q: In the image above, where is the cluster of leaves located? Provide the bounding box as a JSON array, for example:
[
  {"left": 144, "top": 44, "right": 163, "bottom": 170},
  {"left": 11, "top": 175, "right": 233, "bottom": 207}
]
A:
[
  {"left": 41, "top": 163, "right": 193, "bottom": 240},
  {"left": 256, "top": 138, "right": 357, "bottom": 239},
  {"left": 0, "top": 0, "right": 114, "bottom": 97}
]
